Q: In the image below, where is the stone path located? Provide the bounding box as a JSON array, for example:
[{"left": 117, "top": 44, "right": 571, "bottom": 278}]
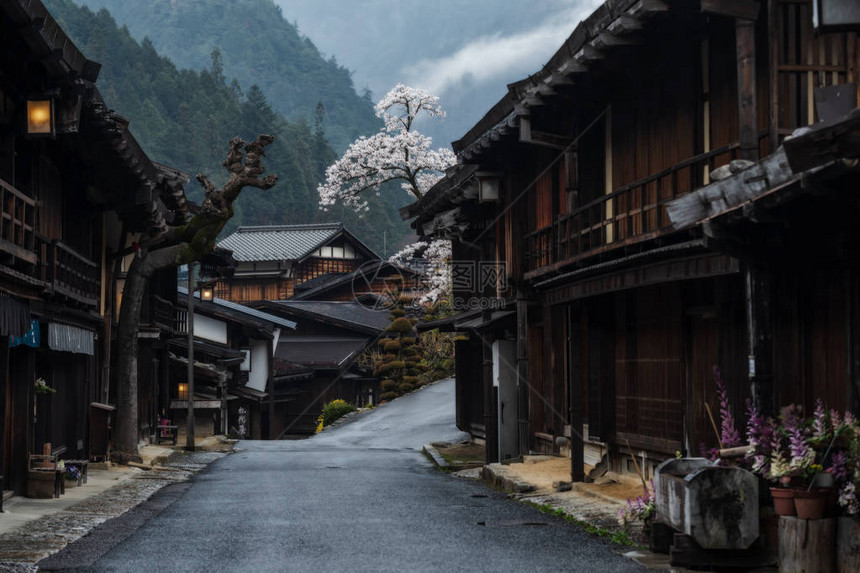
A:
[{"left": 0, "top": 451, "right": 226, "bottom": 572}]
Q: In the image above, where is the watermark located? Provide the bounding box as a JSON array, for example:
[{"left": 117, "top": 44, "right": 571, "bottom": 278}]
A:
[
  {"left": 350, "top": 261, "right": 405, "bottom": 311},
  {"left": 351, "top": 260, "right": 508, "bottom": 311}
]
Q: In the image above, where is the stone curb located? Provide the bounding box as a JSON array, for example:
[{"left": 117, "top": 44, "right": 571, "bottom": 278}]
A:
[
  {"left": 422, "top": 444, "right": 449, "bottom": 470},
  {"left": 480, "top": 463, "right": 537, "bottom": 494}
]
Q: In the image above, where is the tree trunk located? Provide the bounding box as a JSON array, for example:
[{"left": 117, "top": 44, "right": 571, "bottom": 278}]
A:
[
  {"left": 113, "top": 252, "right": 154, "bottom": 463},
  {"left": 111, "top": 135, "right": 276, "bottom": 463}
]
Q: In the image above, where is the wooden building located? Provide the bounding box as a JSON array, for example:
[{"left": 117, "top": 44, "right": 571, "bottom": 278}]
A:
[
  {"left": 215, "top": 223, "right": 380, "bottom": 302},
  {"left": 172, "top": 288, "right": 297, "bottom": 440},
  {"left": 406, "top": 0, "right": 860, "bottom": 483},
  {"left": 0, "top": 0, "right": 191, "bottom": 498},
  {"left": 251, "top": 300, "right": 391, "bottom": 435}
]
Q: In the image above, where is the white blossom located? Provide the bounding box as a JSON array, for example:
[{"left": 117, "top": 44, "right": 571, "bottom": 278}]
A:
[
  {"left": 318, "top": 84, "right": 455, "bottom": 212},
  {"left": 390, "top": 238, "right": 452, "bottom": 305}
]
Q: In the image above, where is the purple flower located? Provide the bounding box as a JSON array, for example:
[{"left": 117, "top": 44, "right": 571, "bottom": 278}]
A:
[
  {"left": 714, "top": 365, "right": 742, "bottom": 448},
  {"left": 830, "top": 451, "right": 849, "bottom": 482},
  {"left": 746, "top": 400, "right": 775, "bottom": 475},
  {"left": 812, "top": 399, "right": 829, "bottom": 441}
]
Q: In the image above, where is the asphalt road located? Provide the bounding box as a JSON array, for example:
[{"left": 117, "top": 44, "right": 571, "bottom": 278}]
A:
[{"left": 41, "top": 379, "right": 643, "bottom": 572}]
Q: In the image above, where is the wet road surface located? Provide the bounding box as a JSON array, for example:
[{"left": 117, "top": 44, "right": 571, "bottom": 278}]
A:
[{"left": 39, "top": 379, "right": 642, "bottom": 572}]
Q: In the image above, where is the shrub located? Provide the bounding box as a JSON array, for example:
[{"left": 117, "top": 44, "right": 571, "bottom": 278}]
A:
[
  {"left": 379, "top": 391, "right": 398, "bottom": 402},
  {"left": 317, "top": 399, "right": 356, "bottom": 431},
  {"left": 383, "top": 340, "right": 401, "bottom": 352},
  {"left": 389, "top": 317, "right": 413, "bottom": 333},
  {"left": 380, "top": 379, "right": 397, "bottom": 391},
  {"left": 398, "top": 383, "right": 415, "bottom": 394}
]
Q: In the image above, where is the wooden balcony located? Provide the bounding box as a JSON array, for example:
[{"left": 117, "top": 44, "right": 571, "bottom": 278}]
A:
[
  {"left": 46, "top": 240, "right": 99, "bottom": 307},
  {"left": 0, "top": 178, "right": 37, "bottom": 265},
  {"left": 146, "top": 294, "right": 176, "bottom": 333},
  {"left": 525, "top": 143, "right": 740, "bottom": 278}
]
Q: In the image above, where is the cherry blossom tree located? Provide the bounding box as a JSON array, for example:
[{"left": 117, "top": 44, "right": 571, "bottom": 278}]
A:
[
  {"left": 390, "top": 238, "right": 452, "bottom": 304},
  {"left": 319, "top": 84, "right": 455, "bottom": 306},
  {"left": 318, "top": 84, "right": 456, "bottom": 212}
]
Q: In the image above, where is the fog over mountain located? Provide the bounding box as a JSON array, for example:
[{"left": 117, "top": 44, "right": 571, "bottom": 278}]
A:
[{"left": 273, "top": 0, "right": 602, "bottom": 146}]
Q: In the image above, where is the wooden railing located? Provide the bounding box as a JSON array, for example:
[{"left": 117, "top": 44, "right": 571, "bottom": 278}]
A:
[
  {"left": 148, "top": 294, "right": 176, "bottom": 333},
  {"left": 175, "top": 307, "right": 188, "bottom": 335},
  {"left": 0, "top": 178, "right": 37, "bottom": 265},
  {"left": 526, "top": 143, "right": 740, "bottom": 274},
  {"left": 47, "top": 240, "right": 99, "bottom": 307}
]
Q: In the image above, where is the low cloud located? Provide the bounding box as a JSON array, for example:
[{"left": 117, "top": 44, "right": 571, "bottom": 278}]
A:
[{"left": 405, "top": 0, "right": 602, "bottom": 96}]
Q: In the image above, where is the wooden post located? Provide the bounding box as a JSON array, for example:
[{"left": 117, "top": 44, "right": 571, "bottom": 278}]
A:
[
  {"left": 516, "top": 294, "right": 529, "bottom": 458},
  {"left": 185, "top": 263, "right": 196, "bottom": 451},
  {"left": 851, "top": 269, "right": 860, "bottom": 415},
  {"left": 268, "top": 337, "right": 275, "bottom": 440},
  {"left": 0, "top": 335, "right": 8, "bottom": 512},
  {"left": 482, "top": 310, "right": 498, "bottom": 463},
  {"left": 778, "top": 517, "right": 836, "bottom": 573},
  {"left": 569, "top": 305, "right": 585, "bottom": 482},
  {"left": 745, "top": 264, "right": 775, "bottom": 415},
  {"left": 736, "top": 17, "right": 759, "bottom": 161}
]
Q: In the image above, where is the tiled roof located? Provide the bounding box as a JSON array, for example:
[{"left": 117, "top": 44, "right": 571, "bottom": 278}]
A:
[
  {"left": 179, "top": 287, "right": 297, "bottom": 330},
  {"left": 275, "top": 338, "right": 368, "bottom": 369},
  {"left": 217, "top": 223, "right": 344, "bottom": 262},
  {"left": 261, "top": 300, "right": 392, "bottom": 334}
]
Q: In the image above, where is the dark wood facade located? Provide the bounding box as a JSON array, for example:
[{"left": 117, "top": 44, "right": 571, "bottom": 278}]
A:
[
  {"left": 0, "top": 0, "right": 192, "bottom": 498},
  {"left": 408, "top": 0, "right": 860, "bottom": 481}
]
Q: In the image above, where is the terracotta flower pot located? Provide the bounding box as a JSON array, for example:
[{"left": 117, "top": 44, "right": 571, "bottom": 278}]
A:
[
  {"left": 770, "top": 486, "right": 797, "bottom": 516},
  {"left": 794, "top": 488, "right": 829, "bottom": 520}
]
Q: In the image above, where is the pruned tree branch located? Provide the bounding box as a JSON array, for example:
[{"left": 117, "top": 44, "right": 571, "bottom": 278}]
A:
[{"left": 113, "top": 134, "right": 278, "bottom": 462}]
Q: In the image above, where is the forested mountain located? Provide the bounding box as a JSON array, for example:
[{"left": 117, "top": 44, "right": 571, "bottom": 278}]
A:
[
  {"left": 45, "top": 0, "right": 412, "bottom": 254},
  {"left": 70, "top": 0, "right": 381, "bottom": 153}
]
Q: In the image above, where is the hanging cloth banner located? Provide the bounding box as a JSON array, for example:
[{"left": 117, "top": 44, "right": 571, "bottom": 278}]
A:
[
  {"left": 48, "top": 322, "right": 95, "bottom": 355},
  {"left": 0, "top": 294, "right": 31, "bottom": 337},
  {"left": 10, "top": 319, "right": 40, "bottom": 348}
]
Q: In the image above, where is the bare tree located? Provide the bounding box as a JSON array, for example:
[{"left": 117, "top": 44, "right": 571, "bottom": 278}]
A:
[{"left": 113, "top": 135, "right": 277, "bottom": 463}]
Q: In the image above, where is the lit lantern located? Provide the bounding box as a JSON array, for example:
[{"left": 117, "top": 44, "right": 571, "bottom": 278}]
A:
[
  {"left": 477, "top": 172, "right": 502, "bottom": 203},
  {"left": 200, "top": 286, "right": 214, "bottom": 302},
  {"left": 177, "top": 383, "right": 188, "bottom": 400},
  {"left": 26, "top": 100, "right": 54, "bottom": 135}
]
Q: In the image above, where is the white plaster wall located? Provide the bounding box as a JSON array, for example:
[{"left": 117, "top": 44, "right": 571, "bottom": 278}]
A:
[
  {"left": 194, "top": 314, "right": 228, "bottom": 345},
  {"left": 246, "top": 339, "right": 270, "bottom": 392}
]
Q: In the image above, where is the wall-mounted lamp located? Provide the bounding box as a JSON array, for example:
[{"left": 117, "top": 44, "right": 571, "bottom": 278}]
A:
[
  {"left": 476, "top": 172, "right": 502, "bottom": 203},
  {"left": 200, "top": 285, "right": 214, "bottom": 302},
  {"left": 813, "top": 0, "right": 860, "bottom": 31},
  {"left": 177, "top": 382, "right": 189, "bottom": 400},
  {"left": 27, "top": 99, "right": 54, "bottom": 136}
]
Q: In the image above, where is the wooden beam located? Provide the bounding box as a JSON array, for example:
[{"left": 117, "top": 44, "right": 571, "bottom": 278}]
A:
[
  {"left": 574, "top": 45, "right": 603, "bottom": 64},
  {"left": 701, "top": 0, "right": 760, "bottom": 21},
  {"left": 608, "top": 15, "right": 643, "bottom": 35},
  {"left": 628, "top": 0, "right": 669, "bottom": 18},
  {"left": 745, "top": 264, "right": 775, "bottom": 415},
  {"left": 782, "top": 109, "right": 860, "bottom": 172},
  {"left": 520, "top": 117, "right": 574, "bottom": 149},
  {"left": 568, "top": 305, "right": 585, "bottom": 482},
  {"left": 516, "top": 295, "right": 530, "bottom": 460},
  {"left": 591, "top": 32, "right": 640, "bottom": 50},
  {"left": 736, "top": 18, "right": 759, "bottom": 161},
  {"left": 482, "top": 313, "right": 498, "bottom": 463},
  {"left": 558, "top": 61, "right": 589, "bottom": 75}
]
